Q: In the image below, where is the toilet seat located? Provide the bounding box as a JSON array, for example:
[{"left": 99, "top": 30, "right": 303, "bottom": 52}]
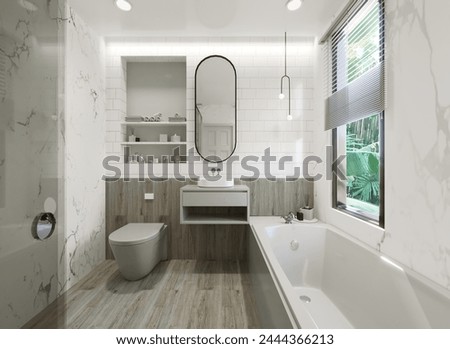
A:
[{"left": 109, "top": 223, "right": 165, "bottom": 246}]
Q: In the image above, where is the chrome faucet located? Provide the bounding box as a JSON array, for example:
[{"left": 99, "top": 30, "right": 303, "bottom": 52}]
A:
[{"left": 281, "top": 212, "right": 295, "bottom": 224}]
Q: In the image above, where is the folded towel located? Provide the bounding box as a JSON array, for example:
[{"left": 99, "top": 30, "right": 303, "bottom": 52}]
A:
[{"left": 143, "top": 113, "right": 162, "bottom": 122}]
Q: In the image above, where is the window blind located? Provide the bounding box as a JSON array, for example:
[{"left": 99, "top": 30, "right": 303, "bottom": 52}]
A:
[{"left": 323, "top": 0, "right": 385, "bottom": 130}]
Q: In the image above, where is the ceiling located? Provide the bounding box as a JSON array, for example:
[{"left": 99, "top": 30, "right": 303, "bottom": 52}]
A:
[{"left": 69, "top": 0, "right": 348, "bottom": 38}]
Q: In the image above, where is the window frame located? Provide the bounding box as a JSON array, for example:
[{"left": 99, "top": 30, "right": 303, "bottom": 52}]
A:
[
  {"left": 331, "top": 0, "right": 385, "bottom": 228},
  {"left": 332, "top": 114, "right": 384, "bottom": 227}
]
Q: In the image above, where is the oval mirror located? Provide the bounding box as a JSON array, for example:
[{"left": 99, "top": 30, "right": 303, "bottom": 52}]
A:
[{"left": 195, "top": 55, "right": 237, "bottom": 162}]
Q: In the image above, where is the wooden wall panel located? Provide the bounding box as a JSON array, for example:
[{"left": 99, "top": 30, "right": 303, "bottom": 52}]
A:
[{"left": 105, "top": 178, "right": 313, "bottom": 260}]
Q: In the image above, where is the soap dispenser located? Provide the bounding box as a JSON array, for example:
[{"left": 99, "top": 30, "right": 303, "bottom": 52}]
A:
[{"left": 129, "top": 129, "right": 136, "bottom": 142}]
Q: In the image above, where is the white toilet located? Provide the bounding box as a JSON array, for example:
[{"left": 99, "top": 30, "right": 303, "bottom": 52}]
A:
[{"left": 108, "top": 223, "right": 167, "bottom": 281}]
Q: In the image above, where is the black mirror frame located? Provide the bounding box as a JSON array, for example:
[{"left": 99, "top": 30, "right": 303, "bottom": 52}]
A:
[{"left": 194, "top": 55, "right": 237, "bottom": 163}]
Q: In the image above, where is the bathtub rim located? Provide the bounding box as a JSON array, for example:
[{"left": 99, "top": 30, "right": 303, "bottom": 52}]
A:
[{"left": 250, "top": 216, "right": 450, "bottom": 329}]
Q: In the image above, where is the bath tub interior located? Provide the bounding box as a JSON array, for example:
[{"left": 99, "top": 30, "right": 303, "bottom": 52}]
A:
[{"left": 255, "top": 220, "right": 450, "bottom": 329}]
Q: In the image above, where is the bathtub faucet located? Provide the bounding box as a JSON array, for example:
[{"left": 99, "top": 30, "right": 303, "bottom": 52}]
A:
[{"left": 281, "top": 212, "right": 295, "bottom": 224}]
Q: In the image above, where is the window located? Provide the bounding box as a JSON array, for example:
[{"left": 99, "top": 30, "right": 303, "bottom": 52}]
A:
[{"left": 323, "top": 0, "right": 385, "bottom": 226}]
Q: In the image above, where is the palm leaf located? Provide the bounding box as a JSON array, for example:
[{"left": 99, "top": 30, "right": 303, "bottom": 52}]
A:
[{"left": 347, "top": 151, "right": 375, "bottom": 177}]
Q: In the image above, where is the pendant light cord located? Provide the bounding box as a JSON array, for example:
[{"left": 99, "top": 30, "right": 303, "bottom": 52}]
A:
[{"left": 284, "top": 32, "right": 287, "bottom": 76}]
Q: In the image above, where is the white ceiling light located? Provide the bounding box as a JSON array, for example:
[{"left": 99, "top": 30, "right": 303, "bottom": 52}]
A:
[
  {"left": 115, "top": 0, "right": 132, "bottom": 12},
  {"left": 286, "top": 0, "right": 302, "bottom": 11}
]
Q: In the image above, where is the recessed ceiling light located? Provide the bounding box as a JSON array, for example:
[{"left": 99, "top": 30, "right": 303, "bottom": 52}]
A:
[
  {"left": 115, "top": 0, "right": 132, "bottom": 12},
  {"left": 17, "top": 0, "right": 38, "bottom": 12},
  {"left": 286, "top": 0, "right": 302, "bottom": 11}
]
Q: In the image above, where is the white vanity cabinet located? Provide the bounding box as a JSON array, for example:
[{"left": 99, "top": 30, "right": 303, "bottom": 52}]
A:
[{"left": 180, "top": 185, "right": 250, "bottom": 224}]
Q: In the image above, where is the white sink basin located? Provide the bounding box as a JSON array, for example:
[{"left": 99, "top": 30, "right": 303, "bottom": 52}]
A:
[{"left": 197, "top": 178, "right": 234, "bottom": 188}]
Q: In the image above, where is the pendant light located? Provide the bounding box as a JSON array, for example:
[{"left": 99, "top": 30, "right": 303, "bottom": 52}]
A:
[{"left": 279, "top": 32, "right": 292, "bottom": 120}]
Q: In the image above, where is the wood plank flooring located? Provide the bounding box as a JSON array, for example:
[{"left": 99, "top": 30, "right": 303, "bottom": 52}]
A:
[{"left": 24, "top": 260, "right": 260, "bottom": 329}]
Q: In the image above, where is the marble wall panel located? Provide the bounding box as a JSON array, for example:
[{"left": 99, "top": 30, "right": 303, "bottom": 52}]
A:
[
  {"left": 0, "top": 0, "right": 61, "bottom": 328},
  {"left": 58, "top": 1, "right": 106, "bottom": 293}
]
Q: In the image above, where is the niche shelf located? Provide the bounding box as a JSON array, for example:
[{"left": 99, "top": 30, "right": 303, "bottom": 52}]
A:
[
  {"left": 121, "top": 122, "right": 187, "bottom": 126},
  {"left": 121, "top": 142, "right": 187, "bottom": 145},
  {"left": 124, "top": 57, "right": 187, "bottom": 164}
]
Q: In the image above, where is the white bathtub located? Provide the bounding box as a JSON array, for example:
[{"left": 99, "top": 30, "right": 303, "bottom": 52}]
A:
[{"left": 250, "top": 216, "right": 450, "bottom": 329}]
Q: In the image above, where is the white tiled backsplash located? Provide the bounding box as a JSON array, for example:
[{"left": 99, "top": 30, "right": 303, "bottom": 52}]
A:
[{"left": 105, "top": 37, "right": 316, "bottom": 176}]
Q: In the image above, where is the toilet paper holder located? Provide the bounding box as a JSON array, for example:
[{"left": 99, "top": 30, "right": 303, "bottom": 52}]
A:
[{"left": 32, "top": 212, "right": 56, "bottom": 240}]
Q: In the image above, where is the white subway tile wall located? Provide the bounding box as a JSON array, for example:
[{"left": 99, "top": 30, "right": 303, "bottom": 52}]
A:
[{"left": 105, "top": 37, "right": 316, "bottom": 177}]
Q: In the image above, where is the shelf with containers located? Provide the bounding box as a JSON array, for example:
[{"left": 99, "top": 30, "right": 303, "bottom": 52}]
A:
[{"left": 124, "top": 57, "right": 187, "bottom": 164}]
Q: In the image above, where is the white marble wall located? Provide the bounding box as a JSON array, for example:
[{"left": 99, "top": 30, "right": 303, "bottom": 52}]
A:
[
  {"left": 315, "top": 0, "right": 450, "bottom": 291},
  {"left": 382, "top": 0, "right": 450, "bottom": 290},
  {"left": 105, "top": 37, "right": 316, "bottom": 178},
  {"left": 59, "top": 2, "right": 106, "bottom": 293},
  {"left": 0, "top": 0, "right": 61, "bottom": 328}
]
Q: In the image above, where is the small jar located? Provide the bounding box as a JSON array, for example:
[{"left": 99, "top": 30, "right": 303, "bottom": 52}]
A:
[{"left": 300, "top": 206, "right": 314, "bottom": 221}]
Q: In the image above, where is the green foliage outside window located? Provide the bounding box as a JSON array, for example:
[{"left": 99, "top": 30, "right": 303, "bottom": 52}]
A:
[{"left": 346, "top": 115, "right": 380, "bottom": 208}]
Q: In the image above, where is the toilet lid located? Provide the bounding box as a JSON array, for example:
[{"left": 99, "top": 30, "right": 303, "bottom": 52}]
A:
[{"left": 109, "top": 223, "right": 166, "bottom": 246}]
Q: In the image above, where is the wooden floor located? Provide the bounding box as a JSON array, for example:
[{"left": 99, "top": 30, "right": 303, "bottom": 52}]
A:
[{"left": 24, "top": 260, "right": 261, "bottom": 329}]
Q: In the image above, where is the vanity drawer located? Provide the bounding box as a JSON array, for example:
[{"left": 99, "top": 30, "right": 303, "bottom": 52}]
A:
[{"left": 182, "top": 192, "right": 248, "bottom": 207}]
